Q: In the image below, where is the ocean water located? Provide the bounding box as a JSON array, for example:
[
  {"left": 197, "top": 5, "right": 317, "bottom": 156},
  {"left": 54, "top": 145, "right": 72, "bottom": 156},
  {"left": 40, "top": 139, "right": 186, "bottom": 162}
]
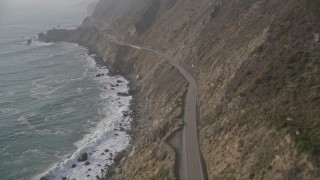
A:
[{"left": 0, "top": 1, "right": 132, "bottom": 180}]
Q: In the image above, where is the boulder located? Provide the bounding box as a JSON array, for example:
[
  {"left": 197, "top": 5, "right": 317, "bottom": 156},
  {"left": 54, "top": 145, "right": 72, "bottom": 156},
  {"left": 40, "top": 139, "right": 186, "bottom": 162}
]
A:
[
  {"left": 96, "top": 73, "right": 105, "bottom": 77},
  {"left": 115, "top": 168, "right": 122, "bottom": 174},
  {"left": 123, "top": 114, "right": 128, "bottom": 117},
  {"left": 128, "top": 90, "right": 135, "bottom": 95},
  {"left": 117, "top": 92, "right": 130, "bottom": 96},
  {"left": 105, "top": 149, "right": 109, "bottom": 152},
  {"left": 117, "top": 80, "right": 124, "bottom": 83},
  {"left": 85, "top": 162, "right": 90, "bottom": 166},
  {"left": 78, "top": 153, "right": 88, "bottom": 162},
  {"left": 40, "top": 177, "right": 48, "bottom": 180},
  {"left": 72, "top": 164, "right": 77, "bottom": 168}
]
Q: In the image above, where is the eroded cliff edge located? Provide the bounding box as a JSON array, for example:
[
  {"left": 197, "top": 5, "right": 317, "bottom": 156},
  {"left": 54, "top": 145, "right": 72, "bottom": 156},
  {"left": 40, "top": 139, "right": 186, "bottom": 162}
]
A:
[{"left": 40, "top": 0, "right": 320, "bottom": 179}]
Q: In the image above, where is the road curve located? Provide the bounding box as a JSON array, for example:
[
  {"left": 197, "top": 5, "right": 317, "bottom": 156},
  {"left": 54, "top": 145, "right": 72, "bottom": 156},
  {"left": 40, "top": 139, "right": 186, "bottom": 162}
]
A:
[{"left": 103, "top": 33, "right": 205, "bottom": 180}]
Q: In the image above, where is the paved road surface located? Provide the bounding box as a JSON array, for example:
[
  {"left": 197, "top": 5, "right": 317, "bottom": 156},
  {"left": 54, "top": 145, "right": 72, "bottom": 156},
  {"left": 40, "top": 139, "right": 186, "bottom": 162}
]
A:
[{"left": 103, "top": 34, "right": 205, "bottom": 180}]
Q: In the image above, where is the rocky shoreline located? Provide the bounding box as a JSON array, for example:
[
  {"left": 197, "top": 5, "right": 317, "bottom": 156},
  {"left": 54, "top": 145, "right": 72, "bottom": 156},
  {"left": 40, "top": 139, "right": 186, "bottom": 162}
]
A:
[
  {"left": 38, "top": 39, "right": 137, "bottom": 179},
  {"left": 81, "top": 52, "right": 139, "bottom": 180},
  {"left": 88, "top": 47, "right": 153, "bottom": 180}
]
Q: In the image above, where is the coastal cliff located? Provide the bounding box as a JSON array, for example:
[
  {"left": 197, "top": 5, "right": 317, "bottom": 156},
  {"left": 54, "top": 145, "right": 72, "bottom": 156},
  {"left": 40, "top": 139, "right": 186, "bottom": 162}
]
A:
[{"left": 40, "top": 0, "right": 320, "bottom": 179}]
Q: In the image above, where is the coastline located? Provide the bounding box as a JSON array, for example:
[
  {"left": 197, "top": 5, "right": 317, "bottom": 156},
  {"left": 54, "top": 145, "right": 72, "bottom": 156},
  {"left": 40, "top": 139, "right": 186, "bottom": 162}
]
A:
[
  {"left": 79, "top": 44, "right": 144, "bottom": 179},
  {"left": 38, "top": 27, "right": 189, "bottom": 179},
  {"left": 37, "top": 42, "right": 135, "bottom": 180},
  {"left": 89, "top": 46, "right": 147, "bottom": 179}
]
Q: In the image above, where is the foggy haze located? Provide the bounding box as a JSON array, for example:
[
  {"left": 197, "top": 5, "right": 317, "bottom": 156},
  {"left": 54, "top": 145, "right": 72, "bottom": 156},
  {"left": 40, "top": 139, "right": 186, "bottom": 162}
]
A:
[
  {"left": 0, "top": 0, "right": 97, "bottom": 24},
  {"left": 0, "top": 0, "right": 97, "bottom": 13}
]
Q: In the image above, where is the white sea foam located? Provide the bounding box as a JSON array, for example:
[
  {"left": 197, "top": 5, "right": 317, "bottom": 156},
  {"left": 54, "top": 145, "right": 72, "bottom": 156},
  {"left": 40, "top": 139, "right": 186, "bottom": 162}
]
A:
[
  {"left": 17, "top": 112, "right": 39, "bottom": 129},
  {"left": 37, "top": 51, "right": 132, "bottom": 180},
  {"left": 0, "top": 108, "right": 19, "bottom": 114},
  {"left": 30, "top": 76, "right": 64, "bottom": 100},
  {"left": 28, "top": 37, "right": 54, "bottom": 47}
]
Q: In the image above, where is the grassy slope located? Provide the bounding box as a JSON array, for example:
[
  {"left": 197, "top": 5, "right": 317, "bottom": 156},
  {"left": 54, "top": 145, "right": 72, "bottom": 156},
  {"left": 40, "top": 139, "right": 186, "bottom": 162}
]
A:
[{"left": 227, "top": 0, "right": 320, "bottom": 166}]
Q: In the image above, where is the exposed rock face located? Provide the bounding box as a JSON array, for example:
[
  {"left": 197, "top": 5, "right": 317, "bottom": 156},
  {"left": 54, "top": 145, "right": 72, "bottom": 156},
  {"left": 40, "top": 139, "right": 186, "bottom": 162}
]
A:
[
  {"left": 41, "top": 0, "right": 320, "bottom": 179},
  {"left": 210, "top": 4, "right": 221, "bottom": 20},
  {"left": 87, "top": 1, "right": 97, "bottom": 15},
  {"left": 78, "top": 153, "right": 88, "bottom": 162},
  {"left": 315, "top": 33, "right": 319, "bottom": 43}
]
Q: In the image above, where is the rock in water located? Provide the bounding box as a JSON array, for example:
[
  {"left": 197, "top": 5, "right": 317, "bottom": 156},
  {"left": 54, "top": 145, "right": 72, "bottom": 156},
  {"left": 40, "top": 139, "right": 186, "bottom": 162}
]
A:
[
  {"left": 40, "top": 177, "right": 48, "bottom": 180},
  {"left": 117, "top": 92, "right": 130, "bottom": 96},
  {"left": 71, "top": 164, "right": 77, "bottom": 168},
  {"left": 38, "top": 32, "right": 47, "bottom": 42},
  {"left": 96, "top": 73, "right": 105, "bottom": 77},
  {"left": 27, "top": 39, "right": 32, "bottom": 45},
  {"left": 78, "top": 153, "right": 88, "bottom": 162}
]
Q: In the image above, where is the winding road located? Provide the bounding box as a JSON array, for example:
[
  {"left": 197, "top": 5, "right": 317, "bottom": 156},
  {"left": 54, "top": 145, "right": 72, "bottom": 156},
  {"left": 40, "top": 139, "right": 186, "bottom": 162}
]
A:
[{"left": 104, "top": 34, "right": 205, "bottom": 180}]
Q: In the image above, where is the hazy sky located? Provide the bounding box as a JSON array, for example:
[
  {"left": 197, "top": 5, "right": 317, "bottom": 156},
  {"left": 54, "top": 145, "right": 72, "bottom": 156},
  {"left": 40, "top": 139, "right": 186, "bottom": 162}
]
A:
[
  {"left": 0, "top": 0, "right": 97, "bottom": 24},
  {"left": 1, "top": 0, "right": 96, "bottom": 10}
]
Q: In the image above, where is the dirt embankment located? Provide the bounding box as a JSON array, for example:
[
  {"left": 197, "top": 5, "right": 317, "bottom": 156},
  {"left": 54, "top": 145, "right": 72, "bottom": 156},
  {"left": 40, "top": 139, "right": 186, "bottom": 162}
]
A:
[{"left": 41, "top": 0, "right": 320, "bottom": 179}]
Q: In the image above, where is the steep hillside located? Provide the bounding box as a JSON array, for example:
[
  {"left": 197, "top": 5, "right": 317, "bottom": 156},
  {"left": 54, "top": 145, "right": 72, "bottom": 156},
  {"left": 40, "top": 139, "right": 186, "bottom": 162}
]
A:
[
  {"left": 82, "top": 0, "right": 148, "bottom": 30},
  {"left": 40, "top": 0, "right": 320, "bottom": 179},
  {"left": 116, "top": 0, "right": 320, "bottom": 179}
]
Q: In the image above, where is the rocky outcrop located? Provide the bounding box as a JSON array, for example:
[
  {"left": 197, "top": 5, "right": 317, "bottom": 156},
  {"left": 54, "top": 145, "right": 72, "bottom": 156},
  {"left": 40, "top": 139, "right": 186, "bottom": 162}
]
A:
[{"left": 37, "top": 33, "right": 47, "bottom": 42}]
